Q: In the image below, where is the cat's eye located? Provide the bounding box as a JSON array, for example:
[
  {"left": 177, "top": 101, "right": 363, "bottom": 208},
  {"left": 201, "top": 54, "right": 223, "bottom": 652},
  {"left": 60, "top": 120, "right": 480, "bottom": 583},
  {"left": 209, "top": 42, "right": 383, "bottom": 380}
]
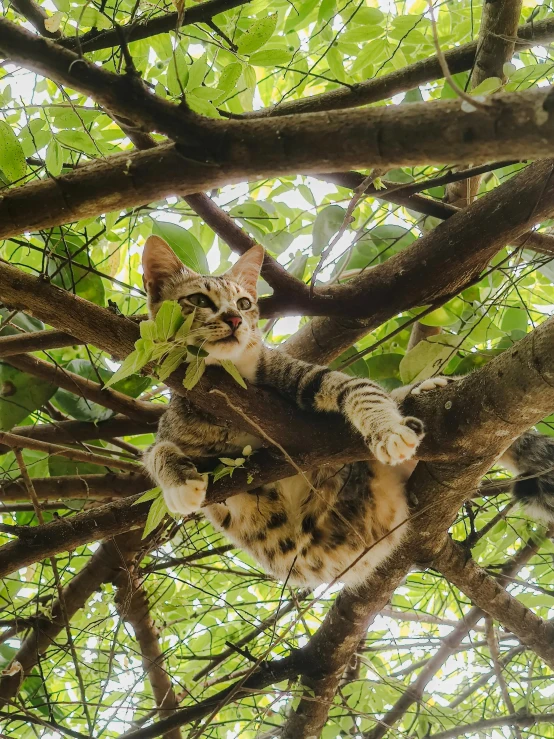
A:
[
  {"left": 237, "top": 297, "right": 252, "bottom": 311},
  {"left": 187, "top": 293, "right": 215, "bottom": 309}
]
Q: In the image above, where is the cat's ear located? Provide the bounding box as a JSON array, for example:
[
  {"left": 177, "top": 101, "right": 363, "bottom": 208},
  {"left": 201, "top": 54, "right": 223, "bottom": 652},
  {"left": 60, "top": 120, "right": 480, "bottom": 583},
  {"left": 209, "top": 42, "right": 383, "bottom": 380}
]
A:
[
  {"left": 142, "top": 235, "right": 197, "bottom": 298},
  {"left": 225, "top": 244, "right": 264, "bottom": 298}
]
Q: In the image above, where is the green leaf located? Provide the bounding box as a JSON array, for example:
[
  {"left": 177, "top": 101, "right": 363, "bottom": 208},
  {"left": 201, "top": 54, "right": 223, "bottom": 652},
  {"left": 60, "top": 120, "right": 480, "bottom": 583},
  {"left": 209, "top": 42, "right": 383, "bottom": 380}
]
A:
[
  {"left": 45, "top": 140, "right": 63, "bottom": 176},
  {"left": 140, "top": 319, "right": 158, "bottom": 342},
  {"left": 0, "top": 121, "right": 26, "bottom": 184},
  {"left": 142, "top": 493, "right": 169, "bottom": 538},
  {"left": 249, "top": 49, "right": 293, "bottom": 67},
  {"left": 56, "top": 129, "right": 99, "bottom": 157},
  {"left": 46, "top": 231, "right": 105, "bottom": 306},
  {"left": 175, "top": 308, "right": 196, "bottom": 340},
  {"left": 0, "top": 363, "right": 56, "bottom": 431},
  {"left": 312, "top": 205, "right": 345, "bottom": 255},
  {"left": 155, "top": 301, "right": 184, "bottom": 340},
  {"left": 157, "top": 346, "right": 188, "bottom": 381},
  {"left": 187, "top": 344, "right": 208, "bottom": 357},
  {"left": 220, "top": 359, "right": 247, "bottom": 389},
  {"left": 133, "top": 487, "right": 161, "bottom": 505},
  {"left": 103, "top": 350, "right": 149, "bottom": 390},
  {"left": 218, "top": 62, "right": 243, "bottom": 97},
  {"left": 152, "top": 221, "right": 209, "bottom": 273},
  {"left": 399, "top": 335, "right": 460, "bottom": 384},
  {"left": 237, "top": 14, "right": 278, "bottom": 55},
  {"left": 501, "top": 307, "right": 528, "bottom": 333},
  {"left": 183, "top": 358, "right": 205, "bottom": 390}
]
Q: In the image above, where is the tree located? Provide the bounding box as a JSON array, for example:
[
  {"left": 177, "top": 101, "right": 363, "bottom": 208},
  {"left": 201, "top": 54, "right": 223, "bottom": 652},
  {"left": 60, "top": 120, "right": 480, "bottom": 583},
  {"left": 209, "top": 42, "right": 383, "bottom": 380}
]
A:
[{"left": 0, "top": 0, "right": 554, "bottom": 737}]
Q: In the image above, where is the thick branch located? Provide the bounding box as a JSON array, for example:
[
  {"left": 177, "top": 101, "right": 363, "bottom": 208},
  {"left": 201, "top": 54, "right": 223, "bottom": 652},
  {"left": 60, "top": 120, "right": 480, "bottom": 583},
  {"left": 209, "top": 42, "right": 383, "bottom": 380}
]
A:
[
  {"left": 2, "top": 89, "right": 554, "bottom": 237},
  {"left": 10, "top": 0, "right": 61, "bottom": 38},
  {"left": 445, "top": 0, "right": 523, "bottom": 206}
]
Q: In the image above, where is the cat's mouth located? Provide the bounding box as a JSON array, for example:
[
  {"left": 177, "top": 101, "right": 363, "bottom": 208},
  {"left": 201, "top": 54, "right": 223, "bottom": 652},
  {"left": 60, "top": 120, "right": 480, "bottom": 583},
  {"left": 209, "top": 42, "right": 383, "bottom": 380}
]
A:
[{"left": 213, "top": 335, "right": 239, "bottom": 345}]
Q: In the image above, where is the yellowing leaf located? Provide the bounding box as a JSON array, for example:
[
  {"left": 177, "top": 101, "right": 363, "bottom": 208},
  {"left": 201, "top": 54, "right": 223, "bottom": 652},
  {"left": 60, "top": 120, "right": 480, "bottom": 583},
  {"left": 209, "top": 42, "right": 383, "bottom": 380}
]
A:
[{"left": 44, "top": 10, "right": 63, "bottom": 32}]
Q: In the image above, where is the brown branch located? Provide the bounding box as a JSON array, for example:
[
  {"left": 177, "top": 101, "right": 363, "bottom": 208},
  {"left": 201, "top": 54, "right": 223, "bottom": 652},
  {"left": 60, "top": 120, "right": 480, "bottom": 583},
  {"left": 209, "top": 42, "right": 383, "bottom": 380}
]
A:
[
  {"left": 0, "top": 430, "right": 142, "bottom": 472},
  {"left": 4, "top": 354, "right": 163, "bottom": 422},
  {"left": 114, "top": 568, "right": 182, "bottom": 739},
  {"left": 0, "top": 530, "right": 144, "bottom": 707},
  {"left": 316, "top": 169, "right": 554, "bottom": 258},
  {"left": 485, "top": 616, "right": 522, "bottom": 739},
  {"left": 119, "top": 654, "right": 300, "bottom": 739},
  {"left": 241, "top": 16, "right": 554, "bottom": 118},
  {"left": 0, "top": 329, "right": 80, "bottom": 356},
  {"left": 363, "top": 528, "right": 549, "bottom": 739},
  {"left": 183, "top": 193, "right": 310, "bottom": 301},
  {"left": 433, "top": 536, "right": 554, "bottom": 668},
  {"left": 0, "top": 472, "right": 151, "bottom": 502},
  {"left": 427, "top": 714, "right": 554, "bottom": 739},
  {"left": 60, "top": 0, "right": 252, "bottom": 53},
  {"left": 1, "top": 417, "right": 158, "bottom": 449},
  {"left": 2, "top": 85, "right": 554, "bottom": 239},
  {"left": 445, "top": 0, "right": 523, "bottom": 207}
]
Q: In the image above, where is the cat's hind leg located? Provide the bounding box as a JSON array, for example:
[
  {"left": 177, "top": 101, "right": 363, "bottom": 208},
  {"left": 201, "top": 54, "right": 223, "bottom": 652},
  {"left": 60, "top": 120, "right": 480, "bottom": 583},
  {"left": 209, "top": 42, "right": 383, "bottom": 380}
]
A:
[{"left": 143, "top": 441, "right": 207, "bottom": 515}]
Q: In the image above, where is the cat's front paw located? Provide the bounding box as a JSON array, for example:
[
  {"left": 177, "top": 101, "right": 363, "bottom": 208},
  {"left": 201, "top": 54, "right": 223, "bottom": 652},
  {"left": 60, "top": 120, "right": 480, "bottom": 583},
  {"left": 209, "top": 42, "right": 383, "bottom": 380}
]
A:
[
  {"left": 410, "top": 376, "right": 455, "bottom": 395},
  {"left": 162, "top": 477, "right": 207, "bottom": 515},
  {"left": 370, "top": 417, "right": 424, "bottom": 465}
]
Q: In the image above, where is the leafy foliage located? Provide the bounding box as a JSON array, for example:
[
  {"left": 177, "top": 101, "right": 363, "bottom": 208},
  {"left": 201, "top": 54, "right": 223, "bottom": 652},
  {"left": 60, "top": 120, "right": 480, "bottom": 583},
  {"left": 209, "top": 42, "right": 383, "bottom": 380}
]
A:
[{"left": 1, "top": 0, "right": 554, "bottom": 737}]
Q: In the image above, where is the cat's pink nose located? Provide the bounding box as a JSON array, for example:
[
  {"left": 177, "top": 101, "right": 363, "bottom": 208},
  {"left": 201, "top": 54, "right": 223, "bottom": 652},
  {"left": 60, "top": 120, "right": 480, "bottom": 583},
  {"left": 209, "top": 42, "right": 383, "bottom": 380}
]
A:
[{"left": 224, "top": 315, "right": 242, "bottom": 331}]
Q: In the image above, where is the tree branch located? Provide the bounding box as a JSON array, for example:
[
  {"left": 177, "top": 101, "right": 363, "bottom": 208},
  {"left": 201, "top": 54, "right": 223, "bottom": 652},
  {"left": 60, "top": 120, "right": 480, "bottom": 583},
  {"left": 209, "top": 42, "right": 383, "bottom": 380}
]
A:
[
  {"left": 0, "top": 472, "right": 151, "bottom": 502},
  {"left": 2, "top": 85, "right": 554, "bottom": 238},
  {"left": 0, "top": 329, "right": 80, "bottom": 357},
  {"left": 0, "top": 530, "right": 144, "bottom": 706},
  {"left": 114, "top": 567, "right": 182, "bottom": 739},
  {"left": 59, "top": 0, "right": 252, "bottom": 53},
  {"left": 5, "top": 353, "right": 163, "bottom": 423},
  {"left": 241, "top": 16, "right": 554, "bottom": 118},
  {"left": 0, "top": 430, "right": 142, "bottom": 473}
]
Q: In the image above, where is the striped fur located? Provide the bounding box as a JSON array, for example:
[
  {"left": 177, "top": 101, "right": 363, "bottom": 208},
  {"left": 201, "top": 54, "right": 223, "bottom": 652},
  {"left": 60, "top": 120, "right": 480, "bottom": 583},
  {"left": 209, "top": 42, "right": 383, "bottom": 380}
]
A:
[{"left": 141, "top": 239, "right": 554, "bottom": 587}]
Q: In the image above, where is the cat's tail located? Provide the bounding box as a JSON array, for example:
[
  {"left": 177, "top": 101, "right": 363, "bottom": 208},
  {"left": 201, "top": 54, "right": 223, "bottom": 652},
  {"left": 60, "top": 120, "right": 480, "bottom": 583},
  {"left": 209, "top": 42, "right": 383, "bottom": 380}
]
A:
[{"left": 501, "top": 431, "right": 554, "bottom": 522}]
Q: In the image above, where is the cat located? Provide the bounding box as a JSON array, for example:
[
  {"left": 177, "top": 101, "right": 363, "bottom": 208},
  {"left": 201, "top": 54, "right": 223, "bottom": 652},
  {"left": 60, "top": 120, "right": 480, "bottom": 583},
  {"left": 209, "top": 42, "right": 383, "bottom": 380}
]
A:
[{"left": 141, "top": 236, "right": 554, "bottom": 587}]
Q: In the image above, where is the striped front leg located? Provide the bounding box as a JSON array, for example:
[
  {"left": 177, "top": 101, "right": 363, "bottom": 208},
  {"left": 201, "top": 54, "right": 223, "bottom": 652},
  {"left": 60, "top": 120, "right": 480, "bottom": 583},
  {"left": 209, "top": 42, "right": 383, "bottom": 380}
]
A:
[{"left": 298, "top": 368, "right": 425, "bottom": 465}]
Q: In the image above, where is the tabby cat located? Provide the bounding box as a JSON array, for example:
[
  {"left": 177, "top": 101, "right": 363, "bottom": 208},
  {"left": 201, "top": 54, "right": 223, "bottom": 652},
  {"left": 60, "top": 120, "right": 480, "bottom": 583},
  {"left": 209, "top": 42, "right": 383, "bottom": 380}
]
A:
[{"left": 142, "top": 236, "right": 554, "bottom": 587}]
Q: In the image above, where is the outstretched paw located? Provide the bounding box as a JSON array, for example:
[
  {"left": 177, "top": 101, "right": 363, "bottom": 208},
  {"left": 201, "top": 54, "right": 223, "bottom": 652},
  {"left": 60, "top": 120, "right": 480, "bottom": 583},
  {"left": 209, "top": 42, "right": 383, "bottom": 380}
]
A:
[
  {"left": 371, "top": 417, "right": 425, "bottom": 465},
  {"left": 163, "top": 476, "right": 207, "bottom": 515},
  {"left": 411, "top": 376, "right": 455, "bottom": 395}
]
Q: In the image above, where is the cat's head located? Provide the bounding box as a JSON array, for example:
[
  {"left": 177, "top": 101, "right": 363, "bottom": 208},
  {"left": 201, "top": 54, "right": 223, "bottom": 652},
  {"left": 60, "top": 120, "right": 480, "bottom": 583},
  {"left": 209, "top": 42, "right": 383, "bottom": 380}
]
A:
[{"left": 142, "top": 235, "right": 264, "bottom": 362}]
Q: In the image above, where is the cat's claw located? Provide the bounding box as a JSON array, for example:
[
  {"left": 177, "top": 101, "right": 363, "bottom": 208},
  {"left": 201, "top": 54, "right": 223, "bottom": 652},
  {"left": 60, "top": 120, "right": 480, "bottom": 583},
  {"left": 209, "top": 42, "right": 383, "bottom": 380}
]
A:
[
  {"left": 162, "top": 478, "right": 207, "bottom": 516},
  {"left": 411, "top": 377, "right": 453, "bottom": 395},
  {"left": 371, "top": 417, "right": 424, "bottom": 465}
]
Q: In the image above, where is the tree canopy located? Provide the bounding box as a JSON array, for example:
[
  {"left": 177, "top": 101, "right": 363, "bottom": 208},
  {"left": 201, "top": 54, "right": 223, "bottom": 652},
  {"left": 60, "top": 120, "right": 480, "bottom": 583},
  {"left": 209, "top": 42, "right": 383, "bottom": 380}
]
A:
[{"left": 1, "top": 0, "right": 554, "bottom": 738}]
